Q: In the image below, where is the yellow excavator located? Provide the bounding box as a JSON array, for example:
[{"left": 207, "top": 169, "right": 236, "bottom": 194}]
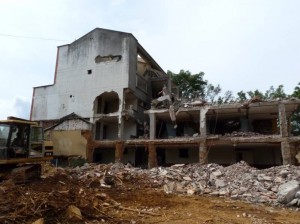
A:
[{"left": 0, "top": 117, "right": 53, "bottom": 182}]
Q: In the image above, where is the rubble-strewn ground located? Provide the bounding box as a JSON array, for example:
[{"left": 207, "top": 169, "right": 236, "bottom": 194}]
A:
[{"left": 1, "top": 162, "right": 300, "bottom": 224}]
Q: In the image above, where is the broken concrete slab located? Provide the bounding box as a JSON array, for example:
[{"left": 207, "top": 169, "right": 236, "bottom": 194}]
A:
[{"left": 277, "top": 180, "right": 300, "bottom": 204}]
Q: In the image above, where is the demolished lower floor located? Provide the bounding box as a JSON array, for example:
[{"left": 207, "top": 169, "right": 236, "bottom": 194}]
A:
[{"left": 89, "top": 135, "right": 300, "bottom": 168}]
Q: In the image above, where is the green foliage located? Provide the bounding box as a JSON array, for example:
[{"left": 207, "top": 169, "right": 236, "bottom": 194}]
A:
[
  {"left": 236, "top": 85, "right": 288, "bottom": 101},
  {"left": 247, "top": 89, "right": 264, "bottom": 99},
  {"left": 217, "top": 91, "right": 235, "bottom": 104},
  {"left": 264, "top": 85, "right": 287, "bottom": 99},
  {"left": 291, "top": 82, "right": 300, "bottom": 98},
  {"left": 291, "top": 83, "right": 300, "bottom": 136},
  {"left": 291, "top": 111, "right": 300, "bottom": 136},
  {"left": 169, "top": 69, "right": 299, "bottom": 135},
  {"left": 205, "top": 84, "right": 222, "bottom": 102},
  {"left": 236, "top": 91, "right": 247, "bottom": 102},
  {"left": 168, "top": 70, "right": 207, "bottom": 99}
]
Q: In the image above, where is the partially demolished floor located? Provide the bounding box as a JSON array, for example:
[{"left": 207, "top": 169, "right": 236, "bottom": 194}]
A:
[{"left": 1, "top": 162, "right": 300, "bottom": 224}]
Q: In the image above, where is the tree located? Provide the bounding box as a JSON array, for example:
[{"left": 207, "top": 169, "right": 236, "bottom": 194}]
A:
[
  {"left": 291, "top": 83, "right": 300, "bottom": 136},
  {"left": 217, "top": 91, "right": 235, "bottom": 104},
  {"left": 247, "top": 89, "right": 264, "bottom": 99},
  {"left": 168, "top": 70, "right": 207, "bottom": 99},
  {"left": 236, "top": 91, "right": 247, "bottom": 102},
  {"left": 291, "top": 82, "right": 300, "bottom": 98},
  {"left": 264, "top": 85, "right": 287, "bottom": 99},
  {"left": 205, "top": 83, "right": 221, "bottom": 103},
  {"left": 237, "top": 84, "right": 299, "bottom": 135}
]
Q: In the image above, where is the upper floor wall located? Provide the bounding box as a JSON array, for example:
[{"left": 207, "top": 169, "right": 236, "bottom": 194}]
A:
[{"left": 31, "top": 29, "right": 138, "bottom": 121}]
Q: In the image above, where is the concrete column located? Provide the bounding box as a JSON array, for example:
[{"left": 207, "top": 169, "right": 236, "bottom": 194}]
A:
[
  {"left": 115, "top": 141, "right": 124, "bottom": 163},
  {"left": 148, "top": 144, "right": 158, "bottom": 168},
  {"left": 149, "top": 113, "right": 156, "bottom": 140},
  {"left": 199, "top": 106, "right": 209, "bottom": 136},
  {"left": 288, "top": 116, "right": 292, "bottom": 136},
  {"left": 99, "top": 122, "right": 104, "bottom": 140},
  {"left": 281, "top": 140, "right": 294, "bottom": 165},
  {"left": 81, "top": 130, "right": 94, "bottom": 163},
  {"left": 199, "top": 141, "right": 208, "bottom": 165},
  {"left": 118, "top": 117, "right": 124, "bottom": 140},
  {"left": 240, "top": 117, "right": 249, "bottom": 132},
  {"left": 290, "top": 143, "right": 297, "bottom": 165},
  {"left": 279, "top": 103, "right": 288, "bottom": 137}
]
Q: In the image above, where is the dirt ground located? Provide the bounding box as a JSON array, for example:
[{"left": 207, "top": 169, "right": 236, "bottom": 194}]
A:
[
  {"left": 103, "top": 183, "right": 300, "bottom": 224},
  {"left": 1, "top": 169, "right": 299, "bottom": 224}
]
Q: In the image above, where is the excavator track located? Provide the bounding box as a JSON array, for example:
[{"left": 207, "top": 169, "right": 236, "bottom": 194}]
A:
[{"left": 11, "top": 164, "right": 41, "bottom": 183}]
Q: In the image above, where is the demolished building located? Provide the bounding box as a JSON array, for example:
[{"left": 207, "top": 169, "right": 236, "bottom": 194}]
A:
[
  {"left": 144, "top": 99, "right": 300, "bottom": 168},
  {"left": 30, "top": 28, "right": 171, "bottom": 165},
  {"left": 31, "top": 28, "right": 300, "bottom": 168}
]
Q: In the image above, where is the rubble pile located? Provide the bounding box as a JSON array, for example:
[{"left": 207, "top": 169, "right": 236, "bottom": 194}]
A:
[
  {"left": 70, "top": 162, "right": 300, "bottom": 207},
  {"left": 2, "top": 161, "right": 299, "bottom": 223},
  {"left": 0, "top": 169, "right": 159, "bottom": 224},
  {"left": 158, "top": 162, "right": 300, "bottom": 206},
  {"left": 224, "top": 131, "right": 262, "bottom": 137}
]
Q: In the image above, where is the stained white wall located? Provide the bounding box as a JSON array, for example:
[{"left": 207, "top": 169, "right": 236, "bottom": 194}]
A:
[
  {"left": 31, "top": 29, "right": 135, "bottom": 121},
  {"left": 123, "top": 120, "right": 137, "bottom": 140},
  {"left": 51, "top": 130, "right": 87, "bottom": 158}
]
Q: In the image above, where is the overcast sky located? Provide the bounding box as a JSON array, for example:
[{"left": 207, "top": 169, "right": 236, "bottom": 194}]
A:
[{"left": 1, "top": 0, "right": 300, "bottom": 119}]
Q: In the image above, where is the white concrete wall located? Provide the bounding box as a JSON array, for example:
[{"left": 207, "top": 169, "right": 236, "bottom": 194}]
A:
[
  {"left": 32, "top": 29, "right": 133, "bottom": 121},
  {"left": 105, "top": 122, "right": 118, "bottom": 140},
  {"left": 123, "top": 120, "right": 137, "bottom": 140}
]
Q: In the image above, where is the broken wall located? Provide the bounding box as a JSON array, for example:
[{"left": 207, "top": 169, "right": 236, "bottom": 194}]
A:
[{"left": 51, "top": 130, "right": 87, "bottom": 158}]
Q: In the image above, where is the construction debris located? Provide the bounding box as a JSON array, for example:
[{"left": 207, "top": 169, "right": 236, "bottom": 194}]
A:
[
  {"left": 68, "top": 161, "right": 300, "bottom": 207},
  {"left": 1, "top": 161, "right": 300, "bottom": 223}
]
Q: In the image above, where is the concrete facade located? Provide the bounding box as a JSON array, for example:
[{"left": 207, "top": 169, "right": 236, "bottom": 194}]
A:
[{"left": 31, "top": 28, "right": 169, "bottom": 162}]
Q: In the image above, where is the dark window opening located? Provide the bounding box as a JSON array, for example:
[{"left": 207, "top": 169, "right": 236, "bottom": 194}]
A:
[
  {"left": 179, "top": 148, "right": 189, "bottom": 158},
  {"left": 135, "top": 147, "right": 148, "bottom": 168},
  {"left": 95, "top": 92, "right": 119, "bottom": 114},
  {"left": 156, "top": 148, "right": 166, "bottom": 166},
  {"left": 87, "top": 69, "right": 92, "bottom": 75},
  {"left": 209, "top": 119, "right": 241, "bottom": 135},
  {"left": 236, "top": 152, "right": 243, "bottom": 163},
  {"left": 252, "top": 119, "right": 274, "bottom": 135}
]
